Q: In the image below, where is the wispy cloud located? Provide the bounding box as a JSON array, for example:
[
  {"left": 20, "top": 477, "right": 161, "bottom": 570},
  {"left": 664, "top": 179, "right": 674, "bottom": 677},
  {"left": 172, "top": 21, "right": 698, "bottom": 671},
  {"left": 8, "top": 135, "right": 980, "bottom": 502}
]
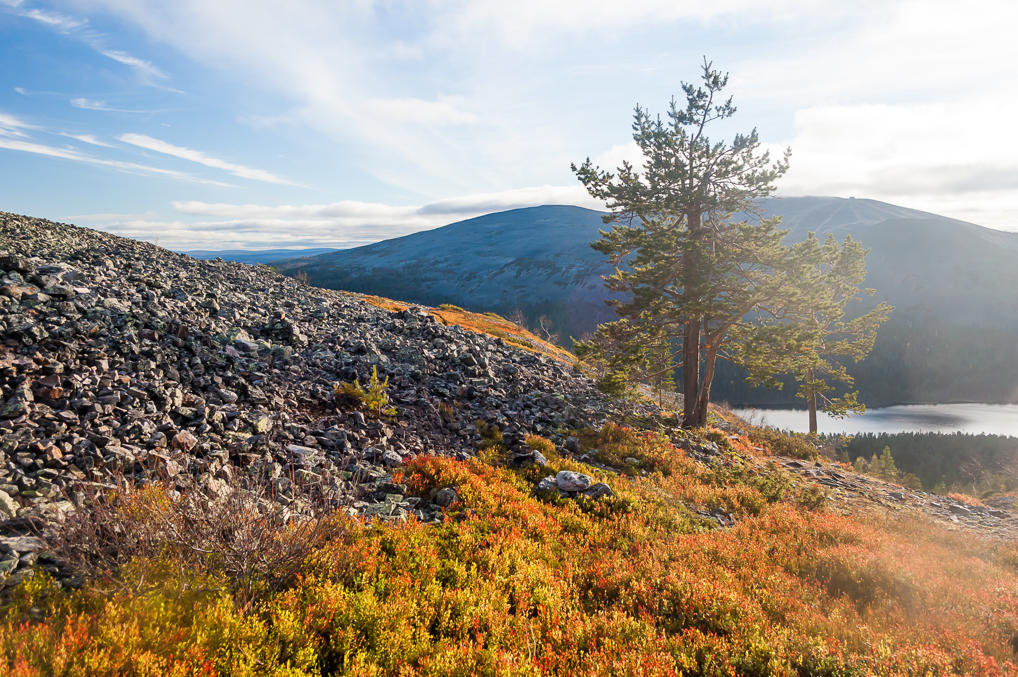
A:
[
  {"left": 0, "top": 136, "right": 232, "bottom": 186},
  {"left": 3, "top": 2, "right": 176, "bottom": 89},
  {"left": 16, "top": 6, "right": 84, "bottom": 32},
  {"left": 0, "top": 112, "right": 35, "bottom": 138},
  {"left": 70, "top": 97, "right": 155, "bottom": 113},
  {"left": 59, "top": 132, "right": 114, "bottom": 147},
  {"left": 97, "top": 48, "right": 171, "bottom": 84},
  {"left": 143, "top": 186, "right": 601, "bottom": 249},
  {"left": 118, "top": 132, "right": 299, "bottom": 186}
]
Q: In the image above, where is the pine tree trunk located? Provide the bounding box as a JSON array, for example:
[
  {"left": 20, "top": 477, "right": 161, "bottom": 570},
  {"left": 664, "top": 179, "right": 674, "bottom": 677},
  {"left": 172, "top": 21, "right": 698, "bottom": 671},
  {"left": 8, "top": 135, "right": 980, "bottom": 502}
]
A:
[
  {"left": 682, "top": 321, "right": 700, "bottom": 427},
  {"left": 684, "top": 213, "right": 708, "bottom": 427},
  {"left": 807, "top": 371, "right": 818, "bottom": 434},
  {"left": 681, "top": 210, "right": 705, "bottom": 429},
  {"left": 690, "top": 332, "right": 719, "bottom": 428}
]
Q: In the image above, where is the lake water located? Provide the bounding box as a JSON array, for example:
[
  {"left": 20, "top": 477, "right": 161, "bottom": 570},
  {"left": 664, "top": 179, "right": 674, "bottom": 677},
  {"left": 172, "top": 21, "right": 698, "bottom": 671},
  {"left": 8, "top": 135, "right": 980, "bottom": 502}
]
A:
[{"left": 734, "top": 403, "right": 1018, "bottom": 437}]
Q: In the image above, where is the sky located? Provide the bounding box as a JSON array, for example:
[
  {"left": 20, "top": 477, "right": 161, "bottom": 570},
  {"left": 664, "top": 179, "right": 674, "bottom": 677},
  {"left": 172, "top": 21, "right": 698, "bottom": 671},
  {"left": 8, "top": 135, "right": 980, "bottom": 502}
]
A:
[{"left": 1, "top": 0, "right": 1016, "bottom": 250}]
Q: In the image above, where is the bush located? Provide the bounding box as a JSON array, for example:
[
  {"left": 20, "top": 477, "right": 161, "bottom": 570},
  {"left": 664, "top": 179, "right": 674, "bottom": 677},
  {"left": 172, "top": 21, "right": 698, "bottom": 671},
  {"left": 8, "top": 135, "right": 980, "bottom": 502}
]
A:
[
  {"left": 3, "top": 428, "right": 1015, "bottom": 675},
  {"left": 334, "top": 365, "right": 397, "bottom": 418},
  {"left": 49, "top": 476, "right": 339, "bottom": 607},
  {"left": 748, "top": 426, "right": 820, "bottom": 461},
  {"left": 524, "top": 434, "right": 557, "bottom": 458}
]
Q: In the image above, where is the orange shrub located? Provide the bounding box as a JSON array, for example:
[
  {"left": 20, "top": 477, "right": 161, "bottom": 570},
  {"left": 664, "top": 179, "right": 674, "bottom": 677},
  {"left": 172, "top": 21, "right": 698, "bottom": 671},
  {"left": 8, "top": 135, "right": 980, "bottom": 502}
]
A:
[{"left": 1, "top": 427, "right": 1016, "bottom": 675}]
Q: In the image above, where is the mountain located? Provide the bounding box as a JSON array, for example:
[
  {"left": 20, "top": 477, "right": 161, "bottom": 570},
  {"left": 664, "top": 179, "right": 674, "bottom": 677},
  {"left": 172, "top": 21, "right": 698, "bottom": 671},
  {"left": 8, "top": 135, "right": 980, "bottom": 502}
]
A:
[
  {"left": 277, "top": 205, "right": 618, "bottom": 337},
  {"left": 276, "top": 197, "right": 1018, "bottom": 406},
  {"left": 185, "top": 247, "right": 340, "bottom": 265}
]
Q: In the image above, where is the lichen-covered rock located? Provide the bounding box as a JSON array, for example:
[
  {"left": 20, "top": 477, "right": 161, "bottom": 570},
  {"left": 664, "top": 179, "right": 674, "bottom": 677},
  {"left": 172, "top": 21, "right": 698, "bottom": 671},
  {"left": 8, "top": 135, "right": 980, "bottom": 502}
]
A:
[
  {"left": 583, "top": 483, "right": 613, "bottom": 500},
  {"left": 556, "top": 471, "right": 593, "bottom": 493}
]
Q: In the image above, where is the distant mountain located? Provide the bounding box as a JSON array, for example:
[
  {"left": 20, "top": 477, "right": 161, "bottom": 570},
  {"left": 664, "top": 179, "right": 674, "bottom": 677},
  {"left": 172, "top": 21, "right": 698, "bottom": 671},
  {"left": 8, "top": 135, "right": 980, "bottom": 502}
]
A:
[
  {"left": 186, "top": 248, "right": 340, "bottom": 265},
  {"left": 276, "top": 198, "right": 1018, "bottom": 406},
  {"left": 276, "top": 205, "right": 618, "bottom": 336}
]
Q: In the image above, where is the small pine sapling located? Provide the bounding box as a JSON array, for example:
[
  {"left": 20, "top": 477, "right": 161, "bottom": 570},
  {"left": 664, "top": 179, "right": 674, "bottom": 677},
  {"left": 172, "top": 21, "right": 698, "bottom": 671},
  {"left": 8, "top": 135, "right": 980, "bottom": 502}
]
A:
[{"left": 334, "top": 365, "right": 397, "bottom": 418}]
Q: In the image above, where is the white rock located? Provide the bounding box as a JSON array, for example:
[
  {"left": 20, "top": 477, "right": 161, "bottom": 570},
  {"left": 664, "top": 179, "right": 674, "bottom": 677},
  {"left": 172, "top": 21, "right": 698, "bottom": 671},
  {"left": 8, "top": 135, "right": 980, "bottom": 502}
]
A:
[
  {"left": 0, "top": 490, "right": 17, "bottom": 518},
  {"left": 556, "top": 470, "right": 593, "bottom": 492},
  {"left": 536, "top": 475, "right": 558, "bottom": 492}
]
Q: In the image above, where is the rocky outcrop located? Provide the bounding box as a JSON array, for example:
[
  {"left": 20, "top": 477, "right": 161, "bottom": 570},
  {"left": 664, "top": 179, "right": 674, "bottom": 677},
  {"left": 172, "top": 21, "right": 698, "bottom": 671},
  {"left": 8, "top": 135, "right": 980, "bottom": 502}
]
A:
[{"left": 0, "top": 212, "right": 648, "bottom": 586}]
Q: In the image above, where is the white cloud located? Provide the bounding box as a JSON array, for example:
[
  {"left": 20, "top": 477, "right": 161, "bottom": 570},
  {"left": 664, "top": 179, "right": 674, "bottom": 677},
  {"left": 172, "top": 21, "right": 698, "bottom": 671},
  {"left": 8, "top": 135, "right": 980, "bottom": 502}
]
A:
[
  {"left": 418, "top": 185, "right": 597, "bottom": 214},
  {"left": 59, "top": 132, "right": 114, "bottom": 147},
  {"left": 70, "top": 97, "right": 153, "bottom": 113},
  {"left": 17, "top": 7, "right": 84, "bottom": 31},
  {"left": 0, "top": 112, "right": 34, "bottom": 137},
  {"left": 97, "top": 48, "right": 168, "bottom": 82},
  {"left": 4, "top": 2, "right": 176, "bottom": 88},
  {"left": 0, "top": 136, "right": 232, "bottom": 186},
  {"left": 20, "top": 0, "right": 1018, "bottom": 235},
  {"left": 432, "top": 0, "right": 831, "bottom": 48},
  {"left": 118, "top": 133, "right": 298, "bottom": 185},
  {"left": 771, "top": 96, "right": 1018, "bottom": 230},
  {"left": 363, "top": 96, "right": 477, "bottom": 126},
  {"left": 88, "top": 185, "right": 599, "bottom": 250},
  {"left": 589, "top": 141, "right": 644, "bottom": 171}
]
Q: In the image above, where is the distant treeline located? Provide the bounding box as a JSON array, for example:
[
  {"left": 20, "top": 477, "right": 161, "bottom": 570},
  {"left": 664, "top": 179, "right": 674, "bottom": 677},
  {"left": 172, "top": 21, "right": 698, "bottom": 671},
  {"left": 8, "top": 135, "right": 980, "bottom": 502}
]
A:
[
  {"left": 711, "top": 312, "right": 1018, "bottom": 407},
  {"left": 831, "top": 431, "right": 1018, "bottom": 495}
]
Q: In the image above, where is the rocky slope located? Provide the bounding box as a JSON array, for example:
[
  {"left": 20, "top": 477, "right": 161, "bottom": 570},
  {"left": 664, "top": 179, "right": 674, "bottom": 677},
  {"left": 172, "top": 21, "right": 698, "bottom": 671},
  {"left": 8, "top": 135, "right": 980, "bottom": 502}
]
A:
[{"left": 0, "top": 211, "right": 648, "bottom": 584}]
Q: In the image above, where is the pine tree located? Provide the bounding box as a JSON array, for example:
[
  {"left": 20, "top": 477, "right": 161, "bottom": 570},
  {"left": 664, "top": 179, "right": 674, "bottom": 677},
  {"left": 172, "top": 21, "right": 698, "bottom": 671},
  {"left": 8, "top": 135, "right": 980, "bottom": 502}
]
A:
[
  {"left": 734, "top": 233, "right": 892, "bottom": 433},
  {"left": 573, "top": 59, "right": 790, "bottom": 427}
]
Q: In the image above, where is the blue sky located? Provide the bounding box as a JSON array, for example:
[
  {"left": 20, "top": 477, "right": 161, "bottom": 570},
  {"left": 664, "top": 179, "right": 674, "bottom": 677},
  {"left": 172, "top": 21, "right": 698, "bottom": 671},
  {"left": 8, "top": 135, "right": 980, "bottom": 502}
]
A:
[{"left": 1, "top": 0, "right": 1016, "bottom": 250}]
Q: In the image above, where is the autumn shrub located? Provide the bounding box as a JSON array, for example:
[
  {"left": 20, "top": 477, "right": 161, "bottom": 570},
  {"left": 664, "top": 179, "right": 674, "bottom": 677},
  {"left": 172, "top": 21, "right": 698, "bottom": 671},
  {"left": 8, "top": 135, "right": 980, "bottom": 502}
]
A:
[
  {"left": 948, "top": 492, "right": 985, "bottom": 506},
  {"left": 704, "top": 428, "right": 736, "bottom": 453},
  {"left": 49, "top": 476, "right": 338, "bottom": 607},
  {"left": 747, "top": 425, "right": 821, "bottom": 460},
  {"left": 2, "top": 427, "right": 1017, "bottom": 675},
  {"left": 581, "top": 424, "right": 679, "bottom": 476},
  {"left": 524, "top": 434, "right": 557, "bottom": 458}
]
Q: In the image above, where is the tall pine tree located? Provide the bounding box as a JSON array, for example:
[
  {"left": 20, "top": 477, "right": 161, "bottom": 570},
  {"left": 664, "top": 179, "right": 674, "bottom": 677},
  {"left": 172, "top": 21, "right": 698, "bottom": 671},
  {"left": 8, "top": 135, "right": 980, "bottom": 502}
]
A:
[
  {"left": 734, "top": 233, "right": 892, "bottom": 433},
  {"left": 573, "top": 59, "right": 790, "bottom": 427}
]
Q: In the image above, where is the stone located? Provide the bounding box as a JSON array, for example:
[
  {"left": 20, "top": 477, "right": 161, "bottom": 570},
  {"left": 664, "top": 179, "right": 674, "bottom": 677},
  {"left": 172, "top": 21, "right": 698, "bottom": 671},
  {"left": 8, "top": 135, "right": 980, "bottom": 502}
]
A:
[
  {"left": 511, "top": 449, "right": 547, "bottom": 467},
  {"left": 582, "top": 483, "right": 614, "bottom": 500},
  {"left": 434, "top": 487, "right": 458, "bottom": 507},
  {"left": 0, "top": 490, "right": 17, "bottom": 518},
  {"left": 556, "top": 470, "right": 593, "bottom": 492},
  {"left": 381, "top": 449, "right": 404, "bottom": 467},
  {"left": 170, "top": 430, "right": 198, "bottom": 452},
  {"left": 286, "top": 445, "right": 318, "bottom": 465},
  {"left": 536, "top": 475, "right": 558, "bottom": 493},
  {"left": 0, "top": 211, "right": 658, "bottom": 529},
  {"left": 251, "top": 415, "right": 272, "bottom": 434}
]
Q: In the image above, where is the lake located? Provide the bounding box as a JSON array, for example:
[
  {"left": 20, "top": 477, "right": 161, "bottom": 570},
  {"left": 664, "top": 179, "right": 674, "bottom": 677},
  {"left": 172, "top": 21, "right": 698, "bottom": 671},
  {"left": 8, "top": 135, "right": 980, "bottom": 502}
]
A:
[{"left": 734, "top": 403, "right": 1018, "bottom": 437}]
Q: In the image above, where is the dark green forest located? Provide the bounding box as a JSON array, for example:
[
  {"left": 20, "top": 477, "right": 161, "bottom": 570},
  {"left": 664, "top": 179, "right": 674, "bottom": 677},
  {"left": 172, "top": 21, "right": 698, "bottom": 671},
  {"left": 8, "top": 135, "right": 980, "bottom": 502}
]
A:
[{"left": 832, "top": 431, "right": 1018, "bottom": 495}]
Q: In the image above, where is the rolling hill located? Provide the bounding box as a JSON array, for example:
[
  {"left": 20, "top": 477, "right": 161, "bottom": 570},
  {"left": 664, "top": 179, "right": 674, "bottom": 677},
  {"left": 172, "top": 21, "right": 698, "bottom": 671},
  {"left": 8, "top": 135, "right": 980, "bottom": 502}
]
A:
[
  {"left": 276, "top": 197, "right": 1018, "bottom": 406},
  {"left": 186, "top": 247, "right": 340, "bottom": 265}
]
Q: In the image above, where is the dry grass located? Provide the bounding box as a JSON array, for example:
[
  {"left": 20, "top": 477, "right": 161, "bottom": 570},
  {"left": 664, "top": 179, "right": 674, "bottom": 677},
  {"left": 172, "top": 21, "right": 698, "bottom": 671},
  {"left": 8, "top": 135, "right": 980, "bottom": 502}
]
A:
[
  {"left": 352, "top": 291, "right": 574, "bottom": 363},
  {"left": 49, "top": 474, "right": 339, "bottom": 608},
  {"left": 430, "top": 305, "right": 574, "bottom": 363}
]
